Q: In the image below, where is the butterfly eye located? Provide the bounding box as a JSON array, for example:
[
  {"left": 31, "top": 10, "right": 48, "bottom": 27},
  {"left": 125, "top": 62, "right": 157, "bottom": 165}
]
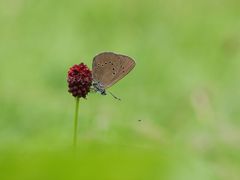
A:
[
  {"left": 105, "top": 62, "right": 107, "bottom": 64},
  {"left": 113, "top": 72, "right": 116, "bottom": 75},
  {"left": 101, "top": 64, "right": 104, "bottom": 67}
]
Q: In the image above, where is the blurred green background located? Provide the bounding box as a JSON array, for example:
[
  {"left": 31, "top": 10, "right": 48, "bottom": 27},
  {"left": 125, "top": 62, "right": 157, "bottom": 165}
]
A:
[{"left": 0, "top": 0, "right": 240, "bottom": 179}]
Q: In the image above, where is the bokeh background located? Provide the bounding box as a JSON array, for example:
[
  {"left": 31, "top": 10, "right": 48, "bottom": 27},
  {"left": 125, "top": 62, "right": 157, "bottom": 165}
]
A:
[{"left": 0, "top": 0, "right": 240, "bottom": 179}]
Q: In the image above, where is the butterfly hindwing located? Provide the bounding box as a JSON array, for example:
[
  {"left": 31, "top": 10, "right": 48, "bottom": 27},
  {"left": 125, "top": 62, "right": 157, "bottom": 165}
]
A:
[{"left": 105, "top": 54, "right": 135, "bottom": 88}]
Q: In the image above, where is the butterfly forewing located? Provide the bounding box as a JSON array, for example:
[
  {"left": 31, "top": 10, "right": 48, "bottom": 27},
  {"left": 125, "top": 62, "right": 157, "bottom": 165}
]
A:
[{"left": 92, "top": 52, "right": 122, "bottom": 87}]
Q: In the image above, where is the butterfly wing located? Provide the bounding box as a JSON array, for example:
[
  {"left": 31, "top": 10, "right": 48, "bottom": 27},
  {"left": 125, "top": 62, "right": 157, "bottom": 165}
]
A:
[
  {"left": 92, "top": 52, "right": 135, "bottom": 89},
  {"left": 104, "top": 54, "right": 135, "bottom": 88},
  {"left": 92, "top": 52, "right": 122, "bottom": 87}
]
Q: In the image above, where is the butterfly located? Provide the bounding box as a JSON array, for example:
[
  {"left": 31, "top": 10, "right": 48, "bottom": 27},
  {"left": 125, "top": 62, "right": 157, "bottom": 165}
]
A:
[{"left": 92, "top": 52, "right": 136, "bottom": 100}]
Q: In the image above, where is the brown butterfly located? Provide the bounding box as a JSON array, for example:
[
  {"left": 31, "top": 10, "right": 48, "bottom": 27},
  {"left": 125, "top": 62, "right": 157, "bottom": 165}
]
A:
[{"left": 92, "top": 52, "right": 136, "bottom": 100}]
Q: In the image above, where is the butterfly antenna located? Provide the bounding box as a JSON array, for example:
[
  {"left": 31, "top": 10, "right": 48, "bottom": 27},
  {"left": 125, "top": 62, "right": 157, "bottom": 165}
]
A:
[{"left": 108, "top": 91, "right": 121, "bottom": 101}]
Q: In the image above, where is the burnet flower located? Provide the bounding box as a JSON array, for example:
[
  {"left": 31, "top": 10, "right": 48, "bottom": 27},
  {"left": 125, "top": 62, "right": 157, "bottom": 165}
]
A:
[{"left": 67, "top": 63, "right": 92, "bottom": 98}]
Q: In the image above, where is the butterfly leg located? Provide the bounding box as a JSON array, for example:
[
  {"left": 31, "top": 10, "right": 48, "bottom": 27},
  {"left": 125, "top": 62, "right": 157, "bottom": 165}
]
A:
[
  {"left": 108, "top": 91, "right": 121, "bottom": 101},
  {"left": 92, "top": 81, "right": 106, "bottom": 95}
]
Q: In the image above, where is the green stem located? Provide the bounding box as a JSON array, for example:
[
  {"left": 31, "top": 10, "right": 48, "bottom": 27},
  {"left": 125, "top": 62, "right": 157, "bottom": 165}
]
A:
[{"left": 73, "top": 97, "right": 80, "bottom": 149}]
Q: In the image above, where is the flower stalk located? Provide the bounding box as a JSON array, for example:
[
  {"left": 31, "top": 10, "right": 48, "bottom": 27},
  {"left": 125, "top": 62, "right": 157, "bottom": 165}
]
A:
[
  {"left": 73, "top": 97, "right": 80, "bottom": 149},
  {"left": 67, "top": 63, "right": 92, "bottom": 150}
]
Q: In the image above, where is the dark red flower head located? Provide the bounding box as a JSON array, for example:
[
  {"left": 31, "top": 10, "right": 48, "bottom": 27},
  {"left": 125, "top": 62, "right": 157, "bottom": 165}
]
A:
[{"left": 67, "top": 63, "right": 92, "bottom": 98}]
